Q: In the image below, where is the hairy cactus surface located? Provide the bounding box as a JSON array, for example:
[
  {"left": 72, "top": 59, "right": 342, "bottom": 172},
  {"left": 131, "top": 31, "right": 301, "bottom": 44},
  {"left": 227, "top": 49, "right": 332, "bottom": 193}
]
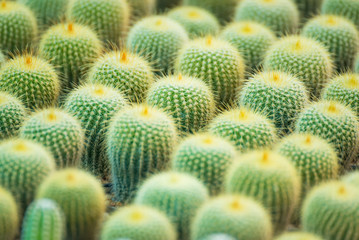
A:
[
  {"left": 0, "top": 186, "right": 18, "bottom": 240},
  {"left": 342, "top": 172, "right": 359, "bottom": 187},
  {"left": 322, "top": 0, "right": 359, "bottom": 27}
]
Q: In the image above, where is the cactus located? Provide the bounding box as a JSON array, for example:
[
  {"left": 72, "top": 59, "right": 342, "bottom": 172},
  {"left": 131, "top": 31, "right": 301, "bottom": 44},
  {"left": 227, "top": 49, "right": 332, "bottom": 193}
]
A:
[
  {"left": 101, "top": 205, "right": 177, "bottom": 240},
  {"left": 87, "top": 50, "right": 154, "bottom": 103},
  {"left": 234, "top": 0, "right": 299, "bottom": 36},
  {"left": 21, "top": 199, "right": 65, "bottom": 240},
  {"left": 199, "top": 234, "right": 237, "bottom": 240},
  {"left": 39, "top": 22, "right": 102, "bottom": 91},
  {"left": 220, "top": 21, "right": 276, "bottom": 71},
  {"left": 63, "top": 84, "right": 127, "bottom": 178},
  {"left": 128, "top": 0, "right": 155, "bottom": 19},
  {"left": 0, "top": 55, "right": 60, "bottom": 110},
  {"left": 342, "top": 172, "right": 359, "bottom": 187},
  {"left": 321, "top": 0, "right": 359, "bottom": 27},
  {"left": 146, "top": 74, "right": 215, "bottom": 133},
  {"left": 238, "top": 71, "right": 309, "bottom": 132},
  {"left": 107, "top": 104, "right": 178, "bottom": 203},
  {"left": 20, "top": 108, "right": 85, "bottom": 168},
  {"left": 263, "top": 36, "right": 333, "bottom": 98},
  {"left": 0, "top": 186, "right": 18, "bottom": 240},
  {"left": 321, "top": 73, "right": 359, "bottom": 117},
  {"left": 171, "top": 133, "right": 237, "bottom": 195},
  {"left": 176, "top": 36, "right": 245, "bottom": 105},
  {"left": 0, "top": 1, "right": 37, "bottom": 54},
  {"left": 225, "top": 150, "right": 301, "bottom": 234},
  {"left": 295, "top": 100, "right": 359, "bottom": 168},
  {"left": 207, "top": 108, "right": 277, "bottom": 152},
  {"left": 18, "top": 0, "right": 69, "bottom": 28},
  {"left": 0, "top": 138, "right": 55, "bottom": 212},
  {"left": 302, "top": 15, "right": 359, "bottom": 71},
  {"left": 37, "top": 168, "right": 106, "bottom": 240},
  {"left": 293, "top": 0, "right": 323, "bottom": 21},
  {"left": 67, "top": 0, "right": 129, "bottom": 46},
  {"left": 191, "top": 195, "right": 273, "bottom": 240},
  {"left": 168, "top": 6, "right": 220, "bottom": 39},
  {"left": 275, "top": 232, "right": 324, "bottom": 240},
  {"left": 355, "top": 54, "right": 359, "bottom": 73},
  {"left": 302, "top": 181, "right": 359, "bottom": 240},
  {"left": 127, "top": 16, "right": 188, "bottom": 74},
  {"left": 135, "top": 171, "right": 209, "bottom": 240},
  {"left": 0, "top": 91, "right": 27, "bottom": 140}
]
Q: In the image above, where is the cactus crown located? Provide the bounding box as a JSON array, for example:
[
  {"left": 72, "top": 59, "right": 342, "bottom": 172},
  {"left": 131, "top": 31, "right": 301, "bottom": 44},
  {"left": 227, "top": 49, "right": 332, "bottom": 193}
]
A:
[{"left": 342, "top": 74, "right": 359, "bottom": 89}]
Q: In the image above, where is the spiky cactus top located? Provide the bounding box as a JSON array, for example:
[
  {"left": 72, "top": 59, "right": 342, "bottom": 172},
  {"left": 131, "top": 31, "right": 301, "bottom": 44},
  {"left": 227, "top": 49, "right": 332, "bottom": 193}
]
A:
[
  {"left": 37, "top": 169, "right": 106, "bottom": 240},
  {"left": 87, "top": 50, "right": 154, "bottom": 103},
  {"left": 295, "top": 100, "right": 359, "bottom": 168},
  {"left": 238, "top": 71, "right": 309, "bottom": 132},
  {"left": 220, "top": 21, "right": 276, "bottom": 71},
  {"left": 168, "top": 6, "right": 220, "bottom": 38},
  {"left": 302, "top": 181, "right": 359, "bottom": 240},
  {"left": 275, "top": 232, "right": 324, "bottom": 240},
  {"left": 107, "top": 105, "right": 178, "bottom": 202},
  {"left": 0, "top": 91, "right": 26, "bottom": 140},
  {"left": 146, "top": 74, "right": 215, "bottom": 133},
  {"left": 39, "top": 22, "right": 102, "bottom": 90},
  {"left": 321, "top": 73, "right": 359, "bottom": 117},
  {"left": 127, "top": 16, "right": 188, "bottom": 74},
  {"left": 191, "top": 195, "right": 273, "bottom": 240},
  {"left": 235, "top": 0, "right": 299, "bottom": 36},
  {"left": 64, "top": 84, "right": 127, "bottom": 177},
  {"left": 264, "top": 36, "right": 333, "bottom": 98},
  {"left": 302, "top": 15, "right": 359, "bottom": 71},
  {"left": 176, "top": 36, "right": 245, "bottom": 105},
  {"left": 0, "top": 55, "right": 60, "bottom": 110},
  {"left": 0, "top": 186, "right": 18, "bottom": 240},
  {"left": 67, "top": 0, "right": 129, "bottom": 46},
  {"left": 20, "top": 108, "right": 85, "bottom": 168},
  {"left": 321, "top": 0, "right": 359, "bottom": 27},
  {"left": 208, "top": 108, "right": 277, "bottom": 152},
  {"left": 0, "top": 1, "right": 37, "bottom": 53}
]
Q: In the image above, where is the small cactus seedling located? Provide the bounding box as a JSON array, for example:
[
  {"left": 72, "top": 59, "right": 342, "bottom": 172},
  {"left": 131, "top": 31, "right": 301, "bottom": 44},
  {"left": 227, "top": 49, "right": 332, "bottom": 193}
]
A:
[
  {"left": 127, "top": 16, "right": 189, "bottom": 74},
  {"left": 0, "top": 55, "right": 60, "bottom": 110},
  {"left": 0, "top": 186, "right": 18, "bottom": 240},
  {"left": 101, "top": 205, "right": 177, "bottom": 240},
  {"left": 191, "top": 195, "right": 273, "bottom": 240},
  {"left": 275, "top": 232, "right": 324, "bottom": 240},
  {"left": 225, "top": 150, "right": 301, "bottom": 234},
  {"left": 20, "top": 108, "right": 85, "bottom": 168},
  {"left": 321, "top": 0, "right": 359, "bottom": 27},
  {"left": 302, "top": 181, "right": 359, "bottom": 240},
  {"left": 37, "top": 169, "right": 106, "bottom": 240},
  {"left": 107, "top": 105, "right": 178, "bottom": 203}
]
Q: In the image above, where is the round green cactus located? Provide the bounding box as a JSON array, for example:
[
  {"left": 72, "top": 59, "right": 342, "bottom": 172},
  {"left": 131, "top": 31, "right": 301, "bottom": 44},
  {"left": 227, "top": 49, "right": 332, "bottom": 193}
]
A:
[
  {"left": 135, "top": 171, "right": 209, "bottom": 240},
  {"left": 128, "top": 0, "right": 155, "bottom": 19},
  {"left": 64, "top": 84, "right": 127, "bottom": 178},
  {"left": 220, "top": 21, "right": 276, "bottom": 71},
  {"left": 176, "top": 36, "right": 245, "bottom": 105},
  {"left": 39, "top": 22, "right": 102, "bottom": 90},
  {"left": 302, "top": 181, "right": 359, "bottom": 240},
  {"left": 199, "top": 234, "right": 237, "bottom": 240},
  {"left": 172, "top": 133, "right": 237, "bottom": 195},
  {"left": 18, "top": 0, "right": 69, "bottom": 28},
  {"left": 0, "top": 139, "right": 55, "bottom": 212},
  {"left": 101, "top": 205, "right": 177, "bottom": 240},
  {"left": 20, "top": 108, "right": 85, "bottom": 168},
  {"left": 321, "top": 73, "right": 359, "bottom": 117},
  {"left": 146, "top": 74, "right": 215, "bottom": 133},
  {"left": 293, "top": 0, "right": 323, "bottom": 21},
  {"left": 234, "top": 0, "right": 299, "bottom": 36},
  {"left": 302, "top": 15, "right": 359, "bottom": 71},
  {"left": 127, "top": 16, "right": 188, "bottom": 74},
  {"left": 263, "top": 36, "right": 333, "bottom": 98},
  {"left": 0, "top": 1, "right": 37, "bottom": 53},
  {"left": 183, "top": 0, "right": 238, "bottom": 23},
  {"left": 0, "top": 55, "right": 60, "bottom": 110},
  {"left": 322, "top": 0, "right": 359, "bottom": 27},
  {"left": 295, "top": 100, "right": 359, "bottom": 168},
  {"left": 0, "top": 91, "right": 26, "bottom": 140},
  {"left": 67, "top": 0, "right": 129, "bottom": 46},
  {"left": 225, "top": 150, "right": 301, "bottom": 234},
  {"left": 37, "top": 168, "right": 106, "bottom": 240},
  {"left": 168, "top": 6, "right": 220, "bottom": 39},
  {"left": 275, "top": 232, "right": 324, "bottom": 240},
  {"left": 238, "top": 71, "right": 309, "bottom": 132},
  {"left": 342, "top": 171, "right": 359, "bottom": 187},
  {"left": 87, "top": 50, "right": 154, "bottom": 103},
  {"left": 0, "top": 186, "right": 18, "bottom": 240},
  {"left": 208, "top": 108, "right": 277, "bottom": 152},
  {"left": 21, "top": 199, "right": 65, "bottom": 240},
  {"left": 191, "top": 195, "right": 273, "bottom": 240},
  {"left": 107, "top": 104, "right": 178, "bottom": 203}
]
